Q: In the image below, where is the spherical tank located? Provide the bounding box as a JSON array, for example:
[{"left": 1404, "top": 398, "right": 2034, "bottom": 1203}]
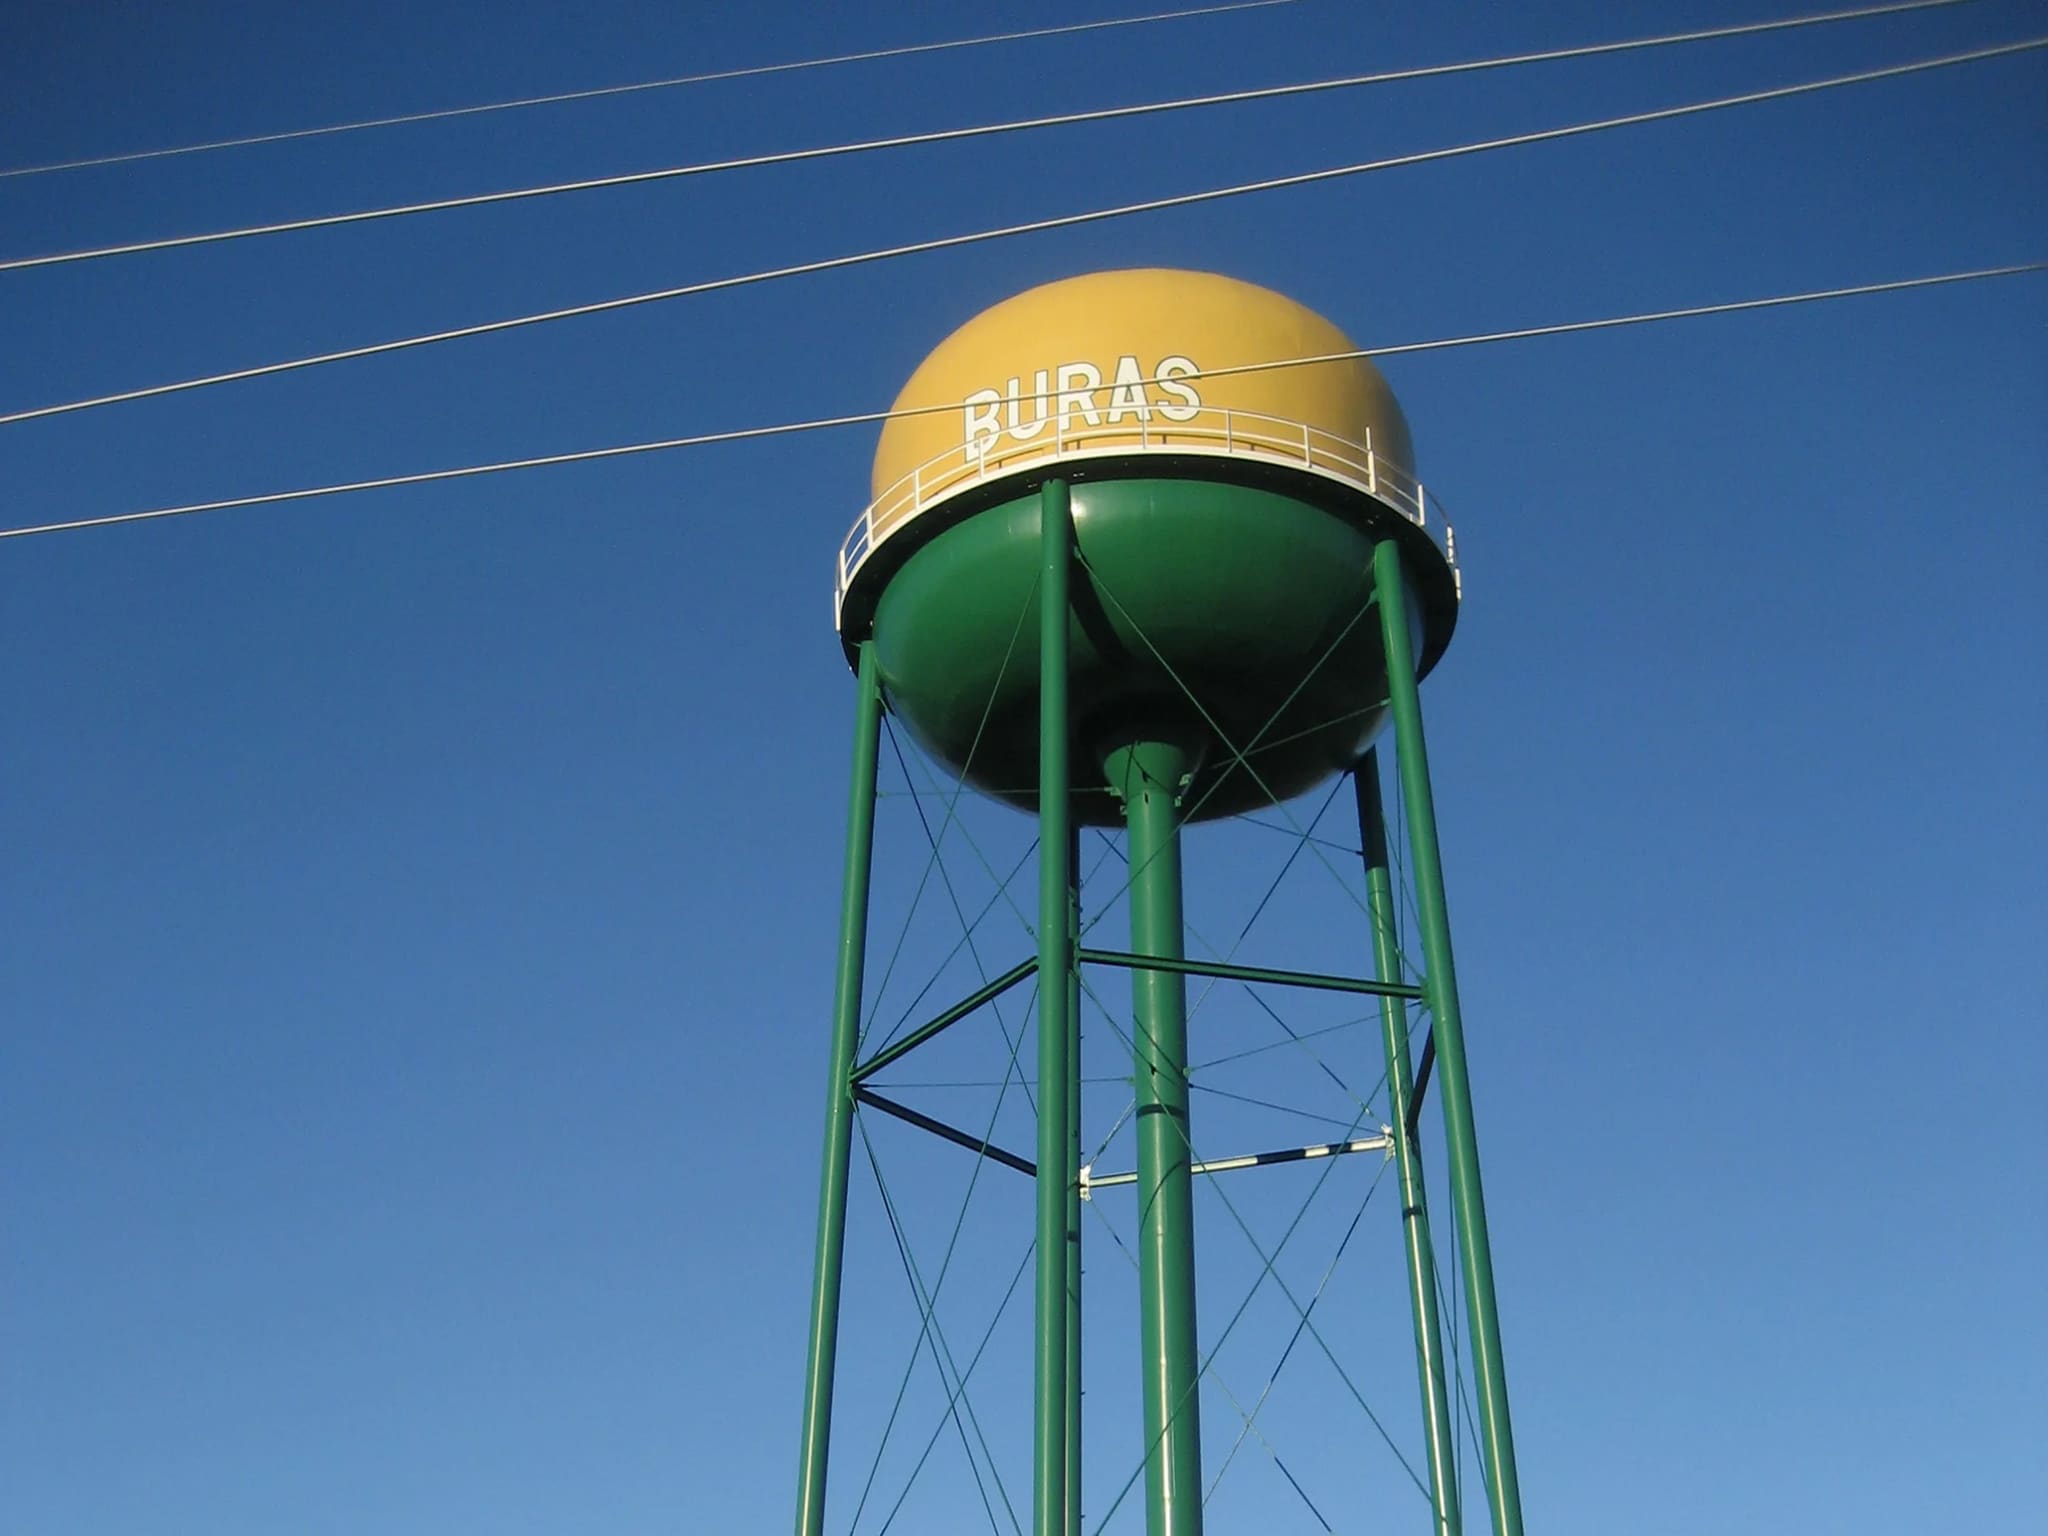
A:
[{"left": 834, "top": 268, "right": 1460, "bottom": 825}]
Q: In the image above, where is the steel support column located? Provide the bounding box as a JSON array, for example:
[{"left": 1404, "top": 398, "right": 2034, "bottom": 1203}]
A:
[
  {"left": 794, "top": 639, "right": 884, "bottom": 1536},
  {"left": 1104, "top": 736, "right": 1204, "bottom": 1536},
  {"left": 1035, "top": 478, "right": 1077, "bottom": 1536},
  {"left": 1356, "top": 750, "right": 1461, "bottom": 1536},
  {"left": 1372, "top": 540, "right": 1524, "bottom": 1536},
  {"left": 1065, "top": 823, "right": 1084, "bottom": 1536}
]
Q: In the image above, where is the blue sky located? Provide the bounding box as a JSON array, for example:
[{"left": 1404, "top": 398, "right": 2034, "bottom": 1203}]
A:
[{"left": 2, "top": 2, "right": 2043, "bottom": 1532}]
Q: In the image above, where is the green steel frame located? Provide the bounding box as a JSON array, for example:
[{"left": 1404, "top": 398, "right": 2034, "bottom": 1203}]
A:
[
  {"left": 792, "top": 502, "right": 1526, "bottom": 1536},
  {"left": 1372, "top": 540, "right": 1524, "bottom": 1536},
  {"left": 1357, "top": 751, "right": 1460, "bottom": 1536},
  {"left": 1036, "top": 478, "right": 1078, "bottom": 1536},
  {"left": 1065, "top": 817, "right": 1085, "bottom": 1536},
  {"left": 794, "top": 639, "right": 882, "bottom": 1536}
]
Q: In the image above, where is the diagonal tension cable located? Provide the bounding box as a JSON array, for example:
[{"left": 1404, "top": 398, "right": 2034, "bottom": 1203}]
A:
[
  {"left": 859, "top": 579, "right": 1037, "bottom": 1054},
  {"left": 883, "top": 721, "right": 1040, "bottom": 1117},
  {"left": 1205, "top": 1168, "right": 1386, "bottom": 1517},
  {"left": 858, "top": 1089, "right": 1033, "bottom": 1536},
  {"left": 1079, "top": 1010, "right": 1428, "bottom": 1527}
]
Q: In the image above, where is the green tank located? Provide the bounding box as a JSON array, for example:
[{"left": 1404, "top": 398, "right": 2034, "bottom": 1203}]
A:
[{"left": 834, "top": 268, "right": 1460, "bottom": 822}]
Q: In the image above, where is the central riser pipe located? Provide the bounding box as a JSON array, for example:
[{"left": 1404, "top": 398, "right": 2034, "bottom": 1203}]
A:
[{"left": 1104, "top": 738, "right": 1204, "bottom": 1536}]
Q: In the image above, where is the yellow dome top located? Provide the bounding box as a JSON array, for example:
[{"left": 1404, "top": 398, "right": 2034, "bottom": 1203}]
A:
[{"left": 870, "top": 268, "right": 1414, "bottom": 503}]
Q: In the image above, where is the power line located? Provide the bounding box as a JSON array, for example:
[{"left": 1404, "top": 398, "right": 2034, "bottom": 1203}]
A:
[
  {"left": 0, "top": 1, "right": 1298, "bottom": 182},
  {"left": 0, "top": 0, "right": 1975, "bottom": 275},
  {"left": 3, "top": 261, "right": 2036, "bottom": 542},
  {"left": 4, "top": 34, "right": 2037, "bottom": 431}
]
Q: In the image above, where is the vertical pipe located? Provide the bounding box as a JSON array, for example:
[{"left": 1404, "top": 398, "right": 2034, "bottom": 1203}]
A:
[
  {"left": 1103, "top": 738, "right": 1204, "bottom": 1536},
  {"left": 1355, "top": 751, "right": 1462, "bottom": 1536},
  {"left": 1372, "top": 540, "right": 1525, "bottom": 1536},
  {"left": 1035, "top": 479, "right": 1076, "bottom": 1536},
  {"left": 1065, "top": 824, "right": 1084, "bottom": 1536},
  {"left": 794, "top": 639, "right": 885, "bottom": 1536}
]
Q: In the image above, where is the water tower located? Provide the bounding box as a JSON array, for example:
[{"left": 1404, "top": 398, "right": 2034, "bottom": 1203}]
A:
[{"left": 793, "top": 269, "right": 1524, "bottom": 1536}]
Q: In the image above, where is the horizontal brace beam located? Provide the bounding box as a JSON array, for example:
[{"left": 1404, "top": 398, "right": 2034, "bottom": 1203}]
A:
[
  {"left": 851, "top": 956, "right": 1038, "bottom": 1083},
  {"left": 1077, "top": 946, "right": 1423, "bottom": 1000},
  {"left": 1081, "top": 1133, "right": 1392, "bottom": 1196},
  {"left": 853, "top": 1087, "right": 1036, "bottom": 1178}
]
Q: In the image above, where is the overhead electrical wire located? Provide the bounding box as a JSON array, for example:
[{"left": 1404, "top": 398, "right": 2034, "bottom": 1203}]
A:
[
  {"left": 0, "top": 0, "right": 1983, "bottom": 274},
  {"left": 3, "top": 262, "right": 2037, "bottom": 542},
  {"left": 0, "top": 1, "right": 1299, "bottom": 181},
  {"left": 2, "top": 33, "right": 2038, "bottom": 431}
]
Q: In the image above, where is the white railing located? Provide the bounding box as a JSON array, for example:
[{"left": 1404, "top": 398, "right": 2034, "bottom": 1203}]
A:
[{"left": 834, "top": 404, "right": 1460, "bottom": 626}]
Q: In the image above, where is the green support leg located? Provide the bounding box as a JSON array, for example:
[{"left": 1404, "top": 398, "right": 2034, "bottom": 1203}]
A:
[
  {"left": 1103, "top": 737, "right": 1204, "bottom": 1536},
  {"left": 1356, "top": 751, "right": 1461, "bottom": 1536},
  {"left": 1372, "top": 540, "right": 1525, "bottom": 1536},
  {"left": 1036, "top": 479, "right": 1076, "bottom": 1536},
  {"left": 794, "top": 639, "right": 884, "bottom": 1536},
  {"left": 1066, "top": 823, "right": 1084, "bottom": 1536}
]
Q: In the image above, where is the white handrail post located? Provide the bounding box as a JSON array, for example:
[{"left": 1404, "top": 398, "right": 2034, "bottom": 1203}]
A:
[
  {"left": 1415, "top": 481, "right": 1426, "bottom": 529},
  {"left": 1301, "top": 420, "right": 1312, "bottom": 463},
  {"left": 1224, "top": 408, "right": 1233, "bottom": 453}
]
